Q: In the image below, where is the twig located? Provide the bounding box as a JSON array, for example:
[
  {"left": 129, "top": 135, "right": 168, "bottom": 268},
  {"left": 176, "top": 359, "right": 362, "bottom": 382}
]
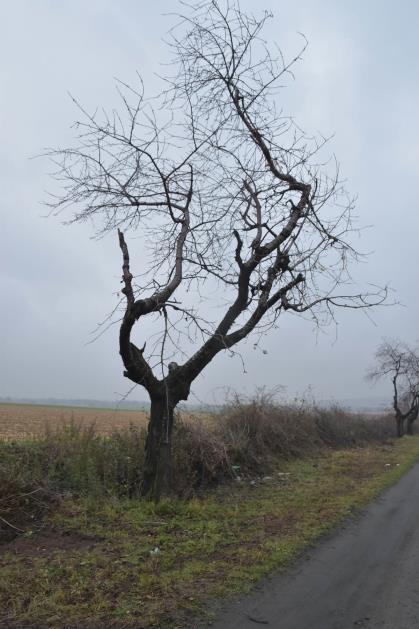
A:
[{"left": 0, "top": 514, "right": 25, "bottom": 533}]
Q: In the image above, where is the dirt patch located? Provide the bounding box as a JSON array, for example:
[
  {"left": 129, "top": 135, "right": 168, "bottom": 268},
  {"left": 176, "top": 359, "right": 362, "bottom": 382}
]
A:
[
  {"left": 0, "top": 403, "right": 149, "bottom": 439},
  {"left": 0, "top": 620, "right": 137, "bottom": 629},
  {"left": 0, "top": 487, "right": 58, "bottom": 545},
  {"left": 0, "top": 402, "right": 206, "bottom": 440},
  {"left": 3, "top": 529, "right": 101, "bottom": 557},
  {"left": 260, "top": 512, "right": 298, "bottom": 536}
]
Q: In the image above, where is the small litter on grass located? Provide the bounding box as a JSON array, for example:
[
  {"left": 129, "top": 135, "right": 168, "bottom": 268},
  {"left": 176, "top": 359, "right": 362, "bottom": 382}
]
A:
[{"left": 150, "top": 547, "right": 160, "bottom": 555}]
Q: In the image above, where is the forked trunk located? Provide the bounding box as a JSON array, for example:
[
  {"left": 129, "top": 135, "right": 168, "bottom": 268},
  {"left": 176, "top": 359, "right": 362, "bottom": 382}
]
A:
[{"left": 140, "top": 396, "right": 175, "bottom": 501}]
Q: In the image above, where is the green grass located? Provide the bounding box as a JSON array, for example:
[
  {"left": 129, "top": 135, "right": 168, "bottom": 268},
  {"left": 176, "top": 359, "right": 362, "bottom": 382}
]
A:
[{"left": 1, "top": 437, "right": 419, "bottom": 628}]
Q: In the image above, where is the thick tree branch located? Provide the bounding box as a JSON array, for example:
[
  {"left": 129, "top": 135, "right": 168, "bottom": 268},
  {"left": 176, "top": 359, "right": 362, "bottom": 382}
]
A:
[
  {"left": 118, "top": 230, "right": 159, "bottom": 394},
  {"left": 48, "top": 0, "right": 388, "bottom": 407}
]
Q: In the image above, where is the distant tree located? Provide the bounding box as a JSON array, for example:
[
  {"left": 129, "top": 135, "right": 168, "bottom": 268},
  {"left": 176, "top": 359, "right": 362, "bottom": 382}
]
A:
[
  {"left": 47, "top": 1, "right": 386, "bottom": 500},
  {"left": 367, "top": 340, "right": 419, "bottom": 437}
]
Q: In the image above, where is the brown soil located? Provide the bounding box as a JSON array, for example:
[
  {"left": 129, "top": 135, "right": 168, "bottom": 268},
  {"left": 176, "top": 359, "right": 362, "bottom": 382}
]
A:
[
  {"left": 0, "top": 403, "right": 148, "bottom": 440},
  {"left": 261, "top": 512, "right": 298, "bottom": 535},
  {"left": 0, "top": 403, "right": 205, "bottom": 440},
  {"left": 3, "top": 528, "right": 101, "bottom": 558}
]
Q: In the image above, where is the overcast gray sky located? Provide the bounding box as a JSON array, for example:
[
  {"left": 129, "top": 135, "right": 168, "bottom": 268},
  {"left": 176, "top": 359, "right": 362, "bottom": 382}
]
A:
[{"left": 1, "top": 0, "right": 419, "bottom": 405}]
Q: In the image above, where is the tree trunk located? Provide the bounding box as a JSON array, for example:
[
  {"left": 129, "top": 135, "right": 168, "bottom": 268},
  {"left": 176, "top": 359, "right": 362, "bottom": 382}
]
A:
[
  {"left": 396, "top": 414, "right": 404, "bottom": 438},
  {"left": 140, "top": 396, "right": 175, "bottom": 501},
  {"left": 406, "top": 417, "right": 416, "bottom": 436}
]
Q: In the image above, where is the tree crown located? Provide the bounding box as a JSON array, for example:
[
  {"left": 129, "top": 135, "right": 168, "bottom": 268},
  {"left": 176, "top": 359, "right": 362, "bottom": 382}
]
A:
[{"left": 47, "top": 0, "right": 387, "bottom": 397}]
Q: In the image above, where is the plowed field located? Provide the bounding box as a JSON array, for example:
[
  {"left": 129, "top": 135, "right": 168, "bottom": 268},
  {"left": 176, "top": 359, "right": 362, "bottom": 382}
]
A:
[{"left": 0, "top": 403, "right": 148, "bottom": 439}]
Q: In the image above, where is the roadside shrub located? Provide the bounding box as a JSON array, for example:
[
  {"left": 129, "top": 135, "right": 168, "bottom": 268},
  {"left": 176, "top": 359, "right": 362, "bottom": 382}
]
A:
[
  {"left": 218, "top": 396, "right": 321, "bottom": 470},
  {"left": 312, "top": 405, "right": 394, "bottom": 448},
  {"left": 0, "top": 441, "right": 54, "bottom": 542},
  {"left": 171, "top": 417, "right": 231, "bottom": 495},
  {"left": 40, "top": 421, "right": 145, "bottom": 496},
  {"left": 215, "top": 393, "right": 394, "bottom": 476},
  {"left": 0, "top": 396, "right": 396, "bottom": 523}
]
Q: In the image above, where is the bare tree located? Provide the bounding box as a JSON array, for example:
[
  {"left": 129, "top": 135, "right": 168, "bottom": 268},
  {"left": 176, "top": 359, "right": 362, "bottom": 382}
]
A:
[
  {"left": 47, "top": 1, "right": 387, "bottom": 500},
  {"left": 367, "top": 340, "right": 419, "bottom": 437}
]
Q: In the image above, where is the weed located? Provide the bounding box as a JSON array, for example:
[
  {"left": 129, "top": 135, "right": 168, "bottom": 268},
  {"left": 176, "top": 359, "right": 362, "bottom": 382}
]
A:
[{"left": 1, "top": 438, "right": 418, "bottom": 627}]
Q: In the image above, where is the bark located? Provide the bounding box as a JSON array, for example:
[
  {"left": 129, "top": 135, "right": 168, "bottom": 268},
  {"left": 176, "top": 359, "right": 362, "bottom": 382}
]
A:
[
  {"left": 50, "top": 2, "right": 391, "bottom": 503},
  {"left": 406, "top": 409, "right": 418, "bottom": 436},
  {"left": 396, "top": 414, "right": 405, "bottom": 438},
  {"left": 140, "top": 396, "right": 175, "bottom": 501}
]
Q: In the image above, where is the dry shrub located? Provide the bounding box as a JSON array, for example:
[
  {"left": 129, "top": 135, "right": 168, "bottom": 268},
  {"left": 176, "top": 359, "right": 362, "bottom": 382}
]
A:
[
  {"left": 0, "top": 396, "right": 396, "bottom": 514},
  {"left": 312, "top": 406, "right": 394, "bottom": 447},
  {"left": 0, "top": 442, "right": 54, "bottom": 542},
  {"left": 171, "top": 416, "right": 231, "bottom": 495},
  {"left": 170, "top": 392, "right": 395, "bottom": 489},
  {"left": 205, "top": 392, "right": 395, "bottom": 479},
  {"left": 217, "top": 396, "right": 321, "bottom": 471}
]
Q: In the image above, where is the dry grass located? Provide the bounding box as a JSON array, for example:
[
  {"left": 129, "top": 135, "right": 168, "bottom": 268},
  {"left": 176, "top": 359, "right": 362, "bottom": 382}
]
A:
[
  {"left": 0, "top": 398, "right": 396, "bottom": 504},
  {"left": 0, "top": 395, "right": 408, "bottom": 626},
  {"left": 1, "top": 437, "right": 419, "bottom": 628},
  {"left": 0, "top": 403, "right": 149, "bottom": 440}
]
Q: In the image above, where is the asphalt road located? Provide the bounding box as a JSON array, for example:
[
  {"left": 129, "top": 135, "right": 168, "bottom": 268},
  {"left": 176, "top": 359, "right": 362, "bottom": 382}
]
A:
[{"left": 211, "top": 463, "right": 419, "bottom": 629}]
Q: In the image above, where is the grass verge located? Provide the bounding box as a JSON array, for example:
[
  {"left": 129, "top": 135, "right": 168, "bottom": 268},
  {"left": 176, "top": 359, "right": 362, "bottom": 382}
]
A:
[{"left": 1, "top": 436, "right": 419, "bottom": 628}]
